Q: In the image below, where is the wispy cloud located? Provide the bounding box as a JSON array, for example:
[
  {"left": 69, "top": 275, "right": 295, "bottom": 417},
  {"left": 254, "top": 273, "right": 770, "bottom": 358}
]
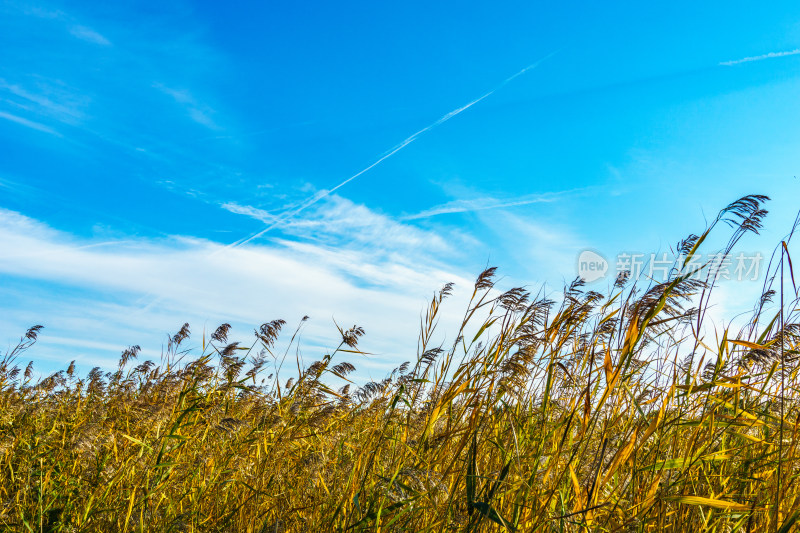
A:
[
  {"left": 69, "top": 25, "right": 111, "bottom": 46},
  {"left": 0, "top": 173, "right": 41, "bottom": 198},
  {"left": 221, "top": 202, "right": 277, "bottom": 224},
  {"left": 478, "top": 210, "right": 587, "bottom": 284},
  {"left": 0, "top": 110, "right": 60, "bottom": 136},
  {"left": 402, "top": 188, "right": 590, "bottom": 220},
  {"left": 222, "top": 195, "right": 463, "bottom": 254},
  {"left": 0, "top": 78, "right": 88, "bottom": 125},
  {"left": 720, "top": 48, "right": 800, "bottom": 66},
  {"left": 15, "top": 3, "right": 111, "bottom": 46},
  {"left": 153, "top": 83, "right": 219, "bottom": 130},
  {"left": 226, "top": 53, "right": 557, "bottom": 249},
  {"left": 0, "top": 208, "right": 474, "bottom": 376},
  {"left": 18, "top": 5, "right": 64, "bottom": 19}
]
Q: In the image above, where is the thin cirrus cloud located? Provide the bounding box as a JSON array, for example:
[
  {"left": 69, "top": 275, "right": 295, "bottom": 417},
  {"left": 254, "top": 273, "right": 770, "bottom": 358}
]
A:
[
  {"left": 0, "top": 78, "right": 88, "bottom": 125},
  {"left": 69, "top": 24, "right": 111, "bottom": 46},
  {"left": 14, "top": 3, "right": 111, "bottom": 46},
  {"left": 720, "top": 48, "right": 800, "bottom": 66},
  {"left": 153, "top": 83, "right": 220, "bottom": 130},
  {"left": 221, "top": 202, "right": 277, "bottom": 224},
  {"left": 0, "top": 110, "right": 61, "bottom": 136},
  {"left": 402, "top": 187, "right": 593, "bottom": 221}
]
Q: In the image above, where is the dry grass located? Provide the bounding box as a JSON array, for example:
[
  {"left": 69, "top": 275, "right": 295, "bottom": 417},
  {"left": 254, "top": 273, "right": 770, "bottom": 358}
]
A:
[{"left": 2, "top": 194, "right": 800, "bottom": 531}]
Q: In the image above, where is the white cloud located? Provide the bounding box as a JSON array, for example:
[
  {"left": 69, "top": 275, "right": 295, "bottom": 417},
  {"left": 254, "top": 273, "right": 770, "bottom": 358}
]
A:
[
  {"left": 222, "top": 195, "right": 471, "bottom": 256},
  {"left": 0, "top": 110, "right": 60, "bottom": 135},
  {"left": 221, "top": 202, "right": 277, "bottom": 224},
  {"left": 0, "top": 208, "right": 476, "bottom": 378},
  {"left": 69, "top": 25, "right": 111, "bottom": 46},
  {"left": 720, "top": 48, "right": 800, "bottom": 66}
]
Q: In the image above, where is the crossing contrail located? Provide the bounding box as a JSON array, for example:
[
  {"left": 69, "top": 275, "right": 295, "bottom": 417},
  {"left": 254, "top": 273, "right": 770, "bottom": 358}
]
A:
[{"left": 225, "top": 53, "right": 556, "bottom": 250}]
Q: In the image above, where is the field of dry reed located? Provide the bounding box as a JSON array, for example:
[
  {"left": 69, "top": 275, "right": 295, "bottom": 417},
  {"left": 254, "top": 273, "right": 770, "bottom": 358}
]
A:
[{"left": 2, "top": 194, "right": 800, "bottom": 532}]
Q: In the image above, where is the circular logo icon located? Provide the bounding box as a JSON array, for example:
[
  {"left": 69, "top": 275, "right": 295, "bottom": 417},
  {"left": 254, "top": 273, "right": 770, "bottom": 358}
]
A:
[{"left": 577, "top": 250, "right": 608, "bottom": 283}]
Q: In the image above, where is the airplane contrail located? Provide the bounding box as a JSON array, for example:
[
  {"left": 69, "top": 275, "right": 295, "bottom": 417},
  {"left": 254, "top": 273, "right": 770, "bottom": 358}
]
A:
[
  {"left": 225, "top": 53, "right": 556, "bottom": 250},
  {"left": 720, "top": 48, "right": 800, "bottom": 66}
]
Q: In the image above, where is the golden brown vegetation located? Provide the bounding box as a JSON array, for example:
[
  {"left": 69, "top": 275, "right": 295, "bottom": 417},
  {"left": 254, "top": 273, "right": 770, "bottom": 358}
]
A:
[{"left": 2, "top": 194, "right": 800, "bottom": 531}]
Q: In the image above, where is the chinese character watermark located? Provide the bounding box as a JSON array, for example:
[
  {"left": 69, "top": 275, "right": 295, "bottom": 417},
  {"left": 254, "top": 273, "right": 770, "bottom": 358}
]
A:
[{"left": 577, "top": 251, "right": 763, "bottom": 283}]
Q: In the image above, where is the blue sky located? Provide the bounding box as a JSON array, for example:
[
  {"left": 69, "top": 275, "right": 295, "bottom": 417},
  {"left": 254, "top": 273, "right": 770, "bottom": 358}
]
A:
[{"left": 2, "top": 0, "right": 799, "bottom": 377}]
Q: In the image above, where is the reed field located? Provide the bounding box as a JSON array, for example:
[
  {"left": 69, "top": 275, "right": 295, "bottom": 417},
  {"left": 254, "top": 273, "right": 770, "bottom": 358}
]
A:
[{"left": 4, "top": 194, "right": 800, "bottom": 532}]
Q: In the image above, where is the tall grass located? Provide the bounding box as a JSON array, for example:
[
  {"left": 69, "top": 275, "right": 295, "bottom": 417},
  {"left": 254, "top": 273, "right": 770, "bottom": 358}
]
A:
[{"left": 2, "top": 194, "right": 800, "bottom": 531}]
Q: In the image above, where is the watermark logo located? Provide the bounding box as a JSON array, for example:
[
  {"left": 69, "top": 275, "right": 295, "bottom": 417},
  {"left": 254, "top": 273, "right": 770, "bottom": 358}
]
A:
[
  {"left": 577, "top": 250, "right": 609, "bottom": 282},
  {"left": 576, "top": 250, "right": 764, "bottom": 283}
]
